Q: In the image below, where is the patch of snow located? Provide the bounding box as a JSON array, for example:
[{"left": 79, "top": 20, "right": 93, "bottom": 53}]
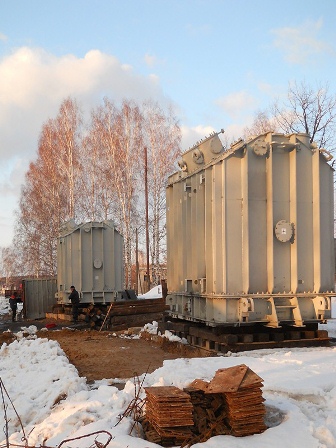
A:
[{"left": 137, "top": 285, "right": 162, "bottom": 299}]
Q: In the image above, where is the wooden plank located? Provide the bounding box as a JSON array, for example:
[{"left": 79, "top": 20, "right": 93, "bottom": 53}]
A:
[
  {"left": 109, "top": 303, "right": 167, "bottom": 316},
  {"left": 206, "top": 365, "right": 248, "bottom": 393}
]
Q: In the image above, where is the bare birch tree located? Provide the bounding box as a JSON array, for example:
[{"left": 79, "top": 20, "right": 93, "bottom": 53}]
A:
[
  {"left": 55, "top": 97, "right": 83, "bottom": 221},
  {"left": 2, "top": 246, "right": 17, "bottom": 282},
  {"left": 243, "top": 111, "right": 276, "bottom": 139},
  {"left": 78, "top": 113, "right": 116, "bottom": 222},
  {"left": 142, "top": 100, "right": 181, "bottom": 284},
  {"left": 89, "top": 98, "right": 144, "bottom": 288},
  {"left": 272, "top": 81, "right": 336, "bottom": 151},
  {"left": 11, "top": 97, "right": 82, "bottom": 276}
]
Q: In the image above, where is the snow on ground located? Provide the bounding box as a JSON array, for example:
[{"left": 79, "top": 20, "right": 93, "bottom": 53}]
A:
[
  {"left": 1, "top": 296, "right": 336, "bottom": 447},
  {"left": 137, "top": 285, "right": 163, "bottom": 299},
  {"left": 0, "top": 295, "right": 9, "bottom": 315}
]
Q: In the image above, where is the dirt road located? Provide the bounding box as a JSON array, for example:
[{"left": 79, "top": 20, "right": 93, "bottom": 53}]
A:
[{"left": 0, "top": 317, "right": 213, "bottom": 382}]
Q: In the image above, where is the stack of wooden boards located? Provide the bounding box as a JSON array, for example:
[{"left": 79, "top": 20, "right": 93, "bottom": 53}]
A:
[
  {"left": 199, "top": 364, "right": 267, "bottom": 437},
  {"left": 142, "top": 364, "right": 267, "bottom": 446},
  {"left": 143, "top": 386, "right": 194, "bottom": 446}
]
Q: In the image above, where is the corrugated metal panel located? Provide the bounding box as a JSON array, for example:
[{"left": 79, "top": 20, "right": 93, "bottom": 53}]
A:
[
  {"left": 166, "top": 132, "right": 334, "bottom": 327},
  {"left": 56, "top": 220, "right": 124, "bottom": 304},
  {"left": 24, "top": 278, "right": 57, "bottom": 319}
]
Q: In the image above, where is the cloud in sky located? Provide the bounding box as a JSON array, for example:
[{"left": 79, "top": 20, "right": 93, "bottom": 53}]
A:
[
  {"left": 0, "top": 47, "right": 171, "bottom": 163},
  {"left": 144, "top": 53, "right": 157, "bottom": 67},
  {"left": 215, "top": 90, "right": 258, "bottom": 121},
  {"left": 144, "top": 53, "right": 159, "bottom": 67},
  {"left": 0, "top": 32, "right": 7, "bottom": 41},
  {"left": 181, "top": 124, "right": 217, "bottom": 150},
  {"left": 271, "top": 18, "right": 335, "bottom": 65},
  {"left": 0, "top": 47, "right": 165, "bottom": 109}
]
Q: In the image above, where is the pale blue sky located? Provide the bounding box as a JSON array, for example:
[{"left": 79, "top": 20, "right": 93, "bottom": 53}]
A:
[{"left": 0, "top": 0, "right": 336, "bottom": 247}]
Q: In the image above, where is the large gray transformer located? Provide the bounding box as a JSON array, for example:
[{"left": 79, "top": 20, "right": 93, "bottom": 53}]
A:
[
  {"left": 166, "top": 131, "right": 334, "bottom": 328},
  {"left": 56, "top": 220, "right": 124, "bottom": 304}
]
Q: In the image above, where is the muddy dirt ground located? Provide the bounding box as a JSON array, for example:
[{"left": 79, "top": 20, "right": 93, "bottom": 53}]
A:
[{"left": 0, "top": 315, "right": 213, "bottom": 382}]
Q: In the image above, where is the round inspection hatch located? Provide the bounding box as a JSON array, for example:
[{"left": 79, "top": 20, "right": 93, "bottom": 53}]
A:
[
  {"left": 178, "top": 158, "right": 188, "bottom": 171},
  {"left": 252, "top": 141, "right": 269, "bottom": 156},
  {"left": 192, "top": 148, "right": 204, "bottom": 164},
  {"left": 274, "top": 220, "right": 293, "bottom": 243}
]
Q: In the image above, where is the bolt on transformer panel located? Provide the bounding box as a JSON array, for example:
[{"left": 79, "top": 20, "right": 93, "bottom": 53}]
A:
[{"left": 166, "top": 131, "right": 335, "bottom": 327}]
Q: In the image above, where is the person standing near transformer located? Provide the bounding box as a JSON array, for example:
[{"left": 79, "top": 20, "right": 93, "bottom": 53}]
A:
[
  {"left": 69, "top": 286, "right": 80, "bottom": 323},
  {"left": 9, "top": 291, "right": 19, "bottom": 322}
]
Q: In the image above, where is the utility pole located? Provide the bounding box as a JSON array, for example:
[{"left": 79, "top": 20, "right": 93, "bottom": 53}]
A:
[
  {"left": 135, "top": 227, "right": 139, "bottom": 295},
  {"left": 144, "top": 146, "right": 150, "bottom": 292}
]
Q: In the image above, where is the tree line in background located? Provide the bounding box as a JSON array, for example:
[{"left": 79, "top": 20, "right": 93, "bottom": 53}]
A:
[
  {"left": 2, "top": 97, "right": 182, "bottom": 288},
  {"left": 1, "top": 81, "right": 336, "bottom": 287}
]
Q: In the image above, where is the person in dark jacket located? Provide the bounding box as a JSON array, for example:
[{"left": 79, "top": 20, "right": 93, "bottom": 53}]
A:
[
  {"left": 69, "top": 285, "right": 80, "bottom": 323},
  {"left": 9, "top": 292, "right": 19, "bottom": 322}
]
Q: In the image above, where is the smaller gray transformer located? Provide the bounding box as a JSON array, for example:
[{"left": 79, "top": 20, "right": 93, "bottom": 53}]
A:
[{"left": 56, "top": 220, "right": 124, "bottom": 304}]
